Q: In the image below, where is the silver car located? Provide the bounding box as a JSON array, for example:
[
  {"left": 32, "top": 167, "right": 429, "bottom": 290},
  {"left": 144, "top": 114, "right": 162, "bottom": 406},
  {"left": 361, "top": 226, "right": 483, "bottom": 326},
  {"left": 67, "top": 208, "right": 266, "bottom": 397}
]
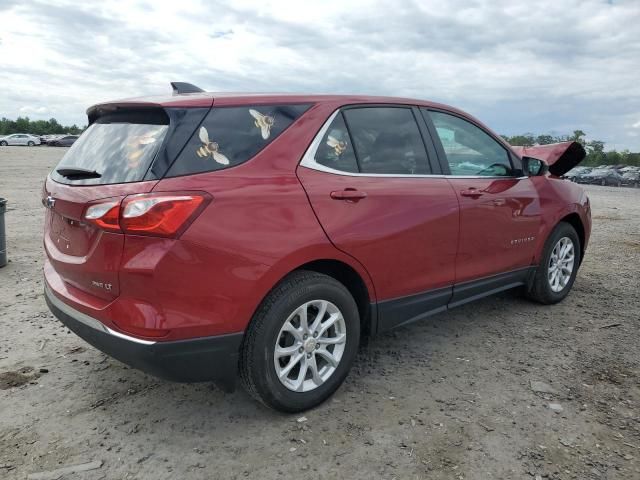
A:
[{"left": 0, "top": 133, "right": 41, "bottom": 146}]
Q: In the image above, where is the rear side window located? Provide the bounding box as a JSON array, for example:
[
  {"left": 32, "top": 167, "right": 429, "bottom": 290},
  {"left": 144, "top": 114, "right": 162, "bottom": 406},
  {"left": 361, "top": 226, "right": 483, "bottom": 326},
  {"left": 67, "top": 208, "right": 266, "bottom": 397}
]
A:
[
  {"left": 51, "top": 109, "right": 169, "bottom": 185},
  {"left": 426, "top": 110, "right": 513, "bottom": 177},
  {"left": 167, "top": 104, "right": 310, "bottom": 177},
  {"left": 342, "top": 107, "right": 430, "bottom": 175},
  {"left": 314, "top": 113, "right": 359, "bottom": 173}
]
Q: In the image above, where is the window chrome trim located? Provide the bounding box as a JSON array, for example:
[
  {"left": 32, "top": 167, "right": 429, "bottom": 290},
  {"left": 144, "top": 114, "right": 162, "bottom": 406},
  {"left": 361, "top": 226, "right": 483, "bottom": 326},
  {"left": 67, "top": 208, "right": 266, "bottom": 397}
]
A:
[{"left": 299, "top": 108, "right": 528, "bottom": 180}]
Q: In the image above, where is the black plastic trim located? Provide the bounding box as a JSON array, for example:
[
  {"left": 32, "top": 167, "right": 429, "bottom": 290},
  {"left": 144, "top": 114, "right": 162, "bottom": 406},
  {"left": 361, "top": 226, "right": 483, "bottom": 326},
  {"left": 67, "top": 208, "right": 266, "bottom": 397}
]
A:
[
  {"left": 376, "top": 267, "right": 537, "bottom": 333},
  {"left": 45, "top": 288, "right": 243, "bottom": 391},
  {"left": 377, "top": 286, "right": 452, "bottom": 333},
  {"left": 449, "top": 267, "right": 535, "bottom": 308}
]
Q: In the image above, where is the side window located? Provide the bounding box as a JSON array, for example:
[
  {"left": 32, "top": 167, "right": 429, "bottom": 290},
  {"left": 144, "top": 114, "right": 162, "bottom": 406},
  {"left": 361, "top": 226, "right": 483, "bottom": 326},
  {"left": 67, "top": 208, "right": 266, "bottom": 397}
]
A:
[
  {"left": 426, "top": 110, "right": 513, "bottom": 177},
  {"left": 342, "top": 107, "right": 430, "bottom": 175},
  {"left": 314, "top": 113, "right": 358, "bottom": 173},
  {"left": 167, "top": 104, "right": 310, "bottom": 177}
]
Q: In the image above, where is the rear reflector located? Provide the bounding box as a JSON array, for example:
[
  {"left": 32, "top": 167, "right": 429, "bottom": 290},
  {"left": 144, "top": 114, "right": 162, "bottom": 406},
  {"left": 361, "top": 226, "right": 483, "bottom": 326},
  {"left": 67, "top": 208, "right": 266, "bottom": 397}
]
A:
[{"left": 83, "top": 192, "right": 210, "bottom": 238}]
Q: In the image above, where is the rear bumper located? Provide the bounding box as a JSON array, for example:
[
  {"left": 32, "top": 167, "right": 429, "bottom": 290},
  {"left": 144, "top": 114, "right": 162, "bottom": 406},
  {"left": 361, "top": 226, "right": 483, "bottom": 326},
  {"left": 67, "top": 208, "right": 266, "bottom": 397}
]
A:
[{"left": 44, "top": 283, "right": 243, "bottom": 391}]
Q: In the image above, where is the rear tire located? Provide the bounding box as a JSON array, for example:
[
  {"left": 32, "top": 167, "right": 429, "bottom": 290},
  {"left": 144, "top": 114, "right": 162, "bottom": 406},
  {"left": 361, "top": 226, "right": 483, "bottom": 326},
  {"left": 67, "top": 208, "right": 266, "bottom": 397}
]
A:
[
  {"left": 240, "top": 270, "right": 360, "bottom": 412},
  {"left": 601, "top": 179, "right": 606, "bottom": 186},
  {"left": 527, "top": 222, "right": 581, "bottom": 304}
]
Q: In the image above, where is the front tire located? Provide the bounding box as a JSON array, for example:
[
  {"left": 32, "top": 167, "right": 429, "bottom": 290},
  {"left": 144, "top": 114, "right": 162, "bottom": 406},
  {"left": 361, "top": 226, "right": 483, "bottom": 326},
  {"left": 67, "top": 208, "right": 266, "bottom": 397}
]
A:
[
  {"left": 0, "top": 141, "right": 7, "bottom": 146},
  {"left": 240, "top": 270, "right": 360, "bottom": 412},
  {"left": 527, "top": 222, "right": 581, "bottom": 304},
  {"left": 27, "top": 141, "right": 34, "bottom": 146}
]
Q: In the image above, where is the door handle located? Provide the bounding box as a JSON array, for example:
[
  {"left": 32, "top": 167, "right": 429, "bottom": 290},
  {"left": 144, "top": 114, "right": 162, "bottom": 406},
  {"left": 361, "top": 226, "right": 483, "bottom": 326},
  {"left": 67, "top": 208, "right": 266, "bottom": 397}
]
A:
[
  {"left": 330, "top": 188, "right": 367, "bottom": 202},
  {"left": 460, "top": 188, "right": 484, "bottom": 198}
]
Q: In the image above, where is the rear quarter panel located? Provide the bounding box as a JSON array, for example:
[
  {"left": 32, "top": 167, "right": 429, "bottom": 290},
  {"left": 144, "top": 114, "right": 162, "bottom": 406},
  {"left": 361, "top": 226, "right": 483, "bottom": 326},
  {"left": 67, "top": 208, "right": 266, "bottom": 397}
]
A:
[{"left": 139, "top": 105, "right": 376, "bottom": 339}]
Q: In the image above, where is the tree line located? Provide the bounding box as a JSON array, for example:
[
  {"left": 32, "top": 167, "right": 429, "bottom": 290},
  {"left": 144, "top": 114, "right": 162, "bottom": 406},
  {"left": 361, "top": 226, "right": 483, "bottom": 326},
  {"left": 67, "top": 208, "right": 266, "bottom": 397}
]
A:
[
  {"left": 0, "top": 117, "right": 84, "bottom": 136},
  {"left": 501, "top": 130, "right": 640, "bottom": 167}
]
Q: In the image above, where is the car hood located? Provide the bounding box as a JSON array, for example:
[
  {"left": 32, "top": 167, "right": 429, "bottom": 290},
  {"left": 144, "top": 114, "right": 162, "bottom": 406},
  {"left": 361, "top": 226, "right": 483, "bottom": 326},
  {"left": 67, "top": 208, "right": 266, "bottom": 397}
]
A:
[{"left": 510, "top": 141, "right": 586, "bottom": 177}]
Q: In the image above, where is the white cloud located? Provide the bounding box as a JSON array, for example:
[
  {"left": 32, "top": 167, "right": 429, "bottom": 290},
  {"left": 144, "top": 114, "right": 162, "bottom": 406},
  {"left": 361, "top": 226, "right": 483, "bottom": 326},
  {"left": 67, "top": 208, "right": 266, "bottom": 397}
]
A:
[
  {"left": 19, "top": 106, "right": 50, "bottom": 115},
  {"left": 0, "top": 0, "right": 639, "bottom": 149}
]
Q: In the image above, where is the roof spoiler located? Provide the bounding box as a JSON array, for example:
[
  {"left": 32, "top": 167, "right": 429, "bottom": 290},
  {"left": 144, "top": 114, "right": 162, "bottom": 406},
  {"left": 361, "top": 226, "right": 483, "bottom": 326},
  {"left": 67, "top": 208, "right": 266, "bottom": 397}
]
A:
[{"left": 170, "top": 82, "right": 205, "bottom": 95}]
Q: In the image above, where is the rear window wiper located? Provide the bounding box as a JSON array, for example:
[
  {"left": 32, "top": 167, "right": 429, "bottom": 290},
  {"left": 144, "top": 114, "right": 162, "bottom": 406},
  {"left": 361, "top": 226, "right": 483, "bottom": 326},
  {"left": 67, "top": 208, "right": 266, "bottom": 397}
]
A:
[{"left": 56, "top": 167, "right": 102, "bottom": 179}]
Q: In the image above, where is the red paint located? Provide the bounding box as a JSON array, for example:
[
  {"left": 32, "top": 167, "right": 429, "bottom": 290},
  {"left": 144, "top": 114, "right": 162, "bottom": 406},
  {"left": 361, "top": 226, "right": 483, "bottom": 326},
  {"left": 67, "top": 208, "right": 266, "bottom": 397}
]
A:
[{"left": 44, "top": 93, "right": 591, "bottom": 342}]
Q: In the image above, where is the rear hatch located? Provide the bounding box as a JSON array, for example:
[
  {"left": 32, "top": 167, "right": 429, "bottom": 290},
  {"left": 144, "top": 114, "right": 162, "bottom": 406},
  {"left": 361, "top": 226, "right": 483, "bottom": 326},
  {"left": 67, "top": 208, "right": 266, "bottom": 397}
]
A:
[{"left": 43, "top": 103, "right": 211, "bottom": 301}]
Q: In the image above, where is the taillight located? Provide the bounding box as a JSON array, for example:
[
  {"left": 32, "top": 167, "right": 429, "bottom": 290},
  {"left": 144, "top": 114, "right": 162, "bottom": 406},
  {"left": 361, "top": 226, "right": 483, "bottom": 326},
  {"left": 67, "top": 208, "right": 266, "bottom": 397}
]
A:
[
  {"left": 85, "top": 201, "right": 121, "bottom": 232},
  {"left": 83, "top": 192, "right": 210, "bottom": 238},
  {"left": 121, "top": 194, "right": 206, "bottom": 236}
]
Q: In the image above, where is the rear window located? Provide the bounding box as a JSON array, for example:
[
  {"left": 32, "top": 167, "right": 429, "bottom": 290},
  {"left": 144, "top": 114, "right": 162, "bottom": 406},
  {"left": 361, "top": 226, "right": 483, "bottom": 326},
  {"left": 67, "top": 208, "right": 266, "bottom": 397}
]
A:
[
  {"left": 166, "top": 104, "right": 310, "bottom": 177},
  {"left": 51, "top": 109, "right": 169, "bottom": 185}
]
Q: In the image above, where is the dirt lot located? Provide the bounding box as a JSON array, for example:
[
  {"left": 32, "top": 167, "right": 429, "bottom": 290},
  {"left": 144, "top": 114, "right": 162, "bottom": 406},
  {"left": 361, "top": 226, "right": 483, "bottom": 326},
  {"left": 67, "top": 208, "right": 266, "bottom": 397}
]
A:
[{"left": 0, "top": 146, "right": 639, "bottom": 480}]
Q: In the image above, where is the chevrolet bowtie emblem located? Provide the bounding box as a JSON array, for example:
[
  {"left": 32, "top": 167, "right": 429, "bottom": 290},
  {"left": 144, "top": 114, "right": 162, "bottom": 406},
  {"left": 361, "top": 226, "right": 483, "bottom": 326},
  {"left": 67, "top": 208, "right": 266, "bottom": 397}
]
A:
[{"left": 44, "top": 195, "right": 56, "bottom": 209}]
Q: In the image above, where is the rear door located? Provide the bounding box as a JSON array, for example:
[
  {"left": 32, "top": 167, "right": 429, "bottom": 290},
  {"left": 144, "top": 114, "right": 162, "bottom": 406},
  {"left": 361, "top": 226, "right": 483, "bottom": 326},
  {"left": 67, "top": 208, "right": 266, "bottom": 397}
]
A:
[
  {"left": 297, "top": 105, "right": 460, "bottom": 331},
  {"left": 422, "top": 109, "right": 541, "bottom": 287},
  {"left": 11, "top": 135, "right": 26, "bottom": 145}
]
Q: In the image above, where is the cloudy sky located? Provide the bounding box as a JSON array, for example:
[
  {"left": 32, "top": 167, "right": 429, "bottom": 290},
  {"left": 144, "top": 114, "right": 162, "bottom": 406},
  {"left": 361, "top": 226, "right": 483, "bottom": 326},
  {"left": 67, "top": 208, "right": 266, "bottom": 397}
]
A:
[{"left": 1, "top": 0, "right": 639, "bottom": 149}]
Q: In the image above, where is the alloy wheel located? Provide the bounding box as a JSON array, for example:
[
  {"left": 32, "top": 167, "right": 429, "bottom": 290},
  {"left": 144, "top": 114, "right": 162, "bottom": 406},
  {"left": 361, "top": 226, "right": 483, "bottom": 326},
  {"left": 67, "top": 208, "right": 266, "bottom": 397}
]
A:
[
  {"left": 274, "top": 300, "right": 347, "bottom": 392},
  {"left": 548, "top": 237, "right": 575, "bottom": 293}
]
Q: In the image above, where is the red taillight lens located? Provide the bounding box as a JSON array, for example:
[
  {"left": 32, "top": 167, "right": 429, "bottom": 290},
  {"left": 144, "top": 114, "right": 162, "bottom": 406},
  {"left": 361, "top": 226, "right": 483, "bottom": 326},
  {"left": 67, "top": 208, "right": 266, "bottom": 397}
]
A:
[
  {"left": 83, "top": 193, "right": 210, "bottom": 237},
  {"left": 120, "top": 193, "right": 208, "bottom": 237},
  {"left": 84, "top": 201, "right": 122, "bottom": 232}
]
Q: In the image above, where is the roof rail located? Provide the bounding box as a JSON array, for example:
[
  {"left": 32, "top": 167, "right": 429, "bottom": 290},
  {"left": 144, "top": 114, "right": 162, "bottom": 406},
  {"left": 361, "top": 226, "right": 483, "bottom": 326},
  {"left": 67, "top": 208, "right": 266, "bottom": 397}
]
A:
[{"left": 170, "top": 82, "right": 205, "bottom": 95}]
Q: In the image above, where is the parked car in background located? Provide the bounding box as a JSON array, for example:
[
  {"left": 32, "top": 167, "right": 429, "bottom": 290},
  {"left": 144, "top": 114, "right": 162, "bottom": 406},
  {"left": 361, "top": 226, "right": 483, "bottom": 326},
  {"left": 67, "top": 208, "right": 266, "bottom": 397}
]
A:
[
  {"left": 48, "top": 135, "right": 79, "bottom": 147},
  {"left": 621, "top": 170, "right": 640, "bottom": 187},
  {"left": 0, "top": 133, "right": 41, "bottom": 146},
  {"left": 40, "top": 134, "right": 61, "bottom": 145},
  {"left": 576, "top": 168, "right": 624, "bottom": 186},
  {"left": 43, "top": 83, "right": 591, "bottom": 412},
  {"left": 565, "top": 166, "right": 592, "bottom": 182}
]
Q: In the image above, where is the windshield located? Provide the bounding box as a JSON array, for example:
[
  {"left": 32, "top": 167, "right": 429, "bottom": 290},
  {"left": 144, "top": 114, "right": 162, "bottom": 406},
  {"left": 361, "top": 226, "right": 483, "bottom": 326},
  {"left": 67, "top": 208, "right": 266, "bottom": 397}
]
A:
[{"left": 51, "top": 120, "right": 168, "bottom": 185}]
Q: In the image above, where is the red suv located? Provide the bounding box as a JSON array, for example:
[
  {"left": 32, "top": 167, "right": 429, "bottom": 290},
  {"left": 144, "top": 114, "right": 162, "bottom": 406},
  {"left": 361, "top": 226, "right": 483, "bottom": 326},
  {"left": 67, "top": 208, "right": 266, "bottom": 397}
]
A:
[{"left": 43, "top": 83, "right": 591, "bottom": 412}]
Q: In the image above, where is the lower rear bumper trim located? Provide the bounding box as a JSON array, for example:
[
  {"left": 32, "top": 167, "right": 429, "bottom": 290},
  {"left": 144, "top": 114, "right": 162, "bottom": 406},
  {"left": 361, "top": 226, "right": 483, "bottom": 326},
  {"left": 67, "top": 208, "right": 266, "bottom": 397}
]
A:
[{"left": 44, "top": 283, "right": 244, "bottom": 391}]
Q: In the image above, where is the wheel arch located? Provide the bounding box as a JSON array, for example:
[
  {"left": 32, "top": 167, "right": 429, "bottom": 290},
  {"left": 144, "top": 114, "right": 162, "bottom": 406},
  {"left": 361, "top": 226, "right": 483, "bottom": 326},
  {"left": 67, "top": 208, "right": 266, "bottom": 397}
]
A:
[
  {"left": 294, "top": 259, "right": 376, "bottom": 338},
  {"left": 558, "top": 212, "right": 586, "bottom": 264},
  {"left": 250, "top": 252, "right": 378, "bottom": 340}
]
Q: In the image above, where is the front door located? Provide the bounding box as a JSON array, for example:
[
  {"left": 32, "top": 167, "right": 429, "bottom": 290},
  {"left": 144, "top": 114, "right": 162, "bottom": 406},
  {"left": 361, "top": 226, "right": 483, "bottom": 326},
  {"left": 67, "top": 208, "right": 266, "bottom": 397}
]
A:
[
  {"left": 297, "top": 106, "right": 460, "bottom": 331},
  {"left": 424, "top": 109, "right": 541, "bottom": 286}
]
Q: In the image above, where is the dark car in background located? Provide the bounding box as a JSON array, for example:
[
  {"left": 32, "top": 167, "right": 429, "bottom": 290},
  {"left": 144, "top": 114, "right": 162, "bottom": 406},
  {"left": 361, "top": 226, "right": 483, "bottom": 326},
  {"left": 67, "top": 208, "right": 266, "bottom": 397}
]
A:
[
  {"left": 565, "top": 166, "right": 592, "bottom": 182},
  {"left": 577, "top": 168, "right": 624, "bottom": 186},
  {"left": 621, "top": 170, "right": 640, "bottom": 187},
  {"left": 49, "top": 135, "right": 79, "bottom": 147}
]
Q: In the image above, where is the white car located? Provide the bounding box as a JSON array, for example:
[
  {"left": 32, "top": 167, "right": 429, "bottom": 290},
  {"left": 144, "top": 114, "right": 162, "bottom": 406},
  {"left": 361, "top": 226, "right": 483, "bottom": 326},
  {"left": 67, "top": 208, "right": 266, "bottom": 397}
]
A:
[{"left": 0, "top": 133, "right": 41, "bottom": 146}]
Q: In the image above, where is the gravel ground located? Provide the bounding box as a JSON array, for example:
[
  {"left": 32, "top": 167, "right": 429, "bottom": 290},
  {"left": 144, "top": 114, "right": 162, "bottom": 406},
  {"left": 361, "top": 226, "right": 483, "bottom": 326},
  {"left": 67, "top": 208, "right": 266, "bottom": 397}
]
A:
[{"left": 1, "top": 146, "right": 639, "bottom": 480}]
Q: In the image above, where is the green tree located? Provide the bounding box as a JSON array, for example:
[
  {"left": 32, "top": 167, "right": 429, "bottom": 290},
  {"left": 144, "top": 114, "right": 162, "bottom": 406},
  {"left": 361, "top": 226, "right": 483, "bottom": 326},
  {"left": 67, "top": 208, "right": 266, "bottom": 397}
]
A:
[
  {"left": 0, "top": 116, "right": 85, "bottom": 135},
  {"left": 569, "top": 129, "right": 586, "bottom": 145},
  {"left": 536, "top": 134, "right": 556, "bottom": 145}
]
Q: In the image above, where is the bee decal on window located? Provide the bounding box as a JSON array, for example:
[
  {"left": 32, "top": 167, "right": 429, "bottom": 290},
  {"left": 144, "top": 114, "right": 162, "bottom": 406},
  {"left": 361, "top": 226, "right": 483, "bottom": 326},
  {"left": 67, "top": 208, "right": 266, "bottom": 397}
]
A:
[
  {"left": 327, "top": 135, "right": 348, "bottom": 156},
  {"left": 197, "top": 127, "right": 230, "bottom": 165},
  {"left": 126, "top": 128, "right": 162, "bottom": 168},
  {"left": 249, "top": 109, "right": 275, "bottom": 140}
]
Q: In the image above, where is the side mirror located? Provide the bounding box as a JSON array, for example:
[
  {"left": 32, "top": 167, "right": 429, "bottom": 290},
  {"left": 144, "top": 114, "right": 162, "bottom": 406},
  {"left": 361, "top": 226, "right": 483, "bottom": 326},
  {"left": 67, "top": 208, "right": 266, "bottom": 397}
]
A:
[{"left": 522, "top": 156, "right": 548, "bottom": 176}]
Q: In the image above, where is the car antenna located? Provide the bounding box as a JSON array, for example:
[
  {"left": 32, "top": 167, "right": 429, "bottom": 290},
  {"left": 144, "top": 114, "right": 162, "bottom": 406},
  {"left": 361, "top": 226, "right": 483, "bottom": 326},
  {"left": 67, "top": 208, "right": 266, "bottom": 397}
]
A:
[{"left": 170, "top": 82, "right": 205, "bottom": 95}]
